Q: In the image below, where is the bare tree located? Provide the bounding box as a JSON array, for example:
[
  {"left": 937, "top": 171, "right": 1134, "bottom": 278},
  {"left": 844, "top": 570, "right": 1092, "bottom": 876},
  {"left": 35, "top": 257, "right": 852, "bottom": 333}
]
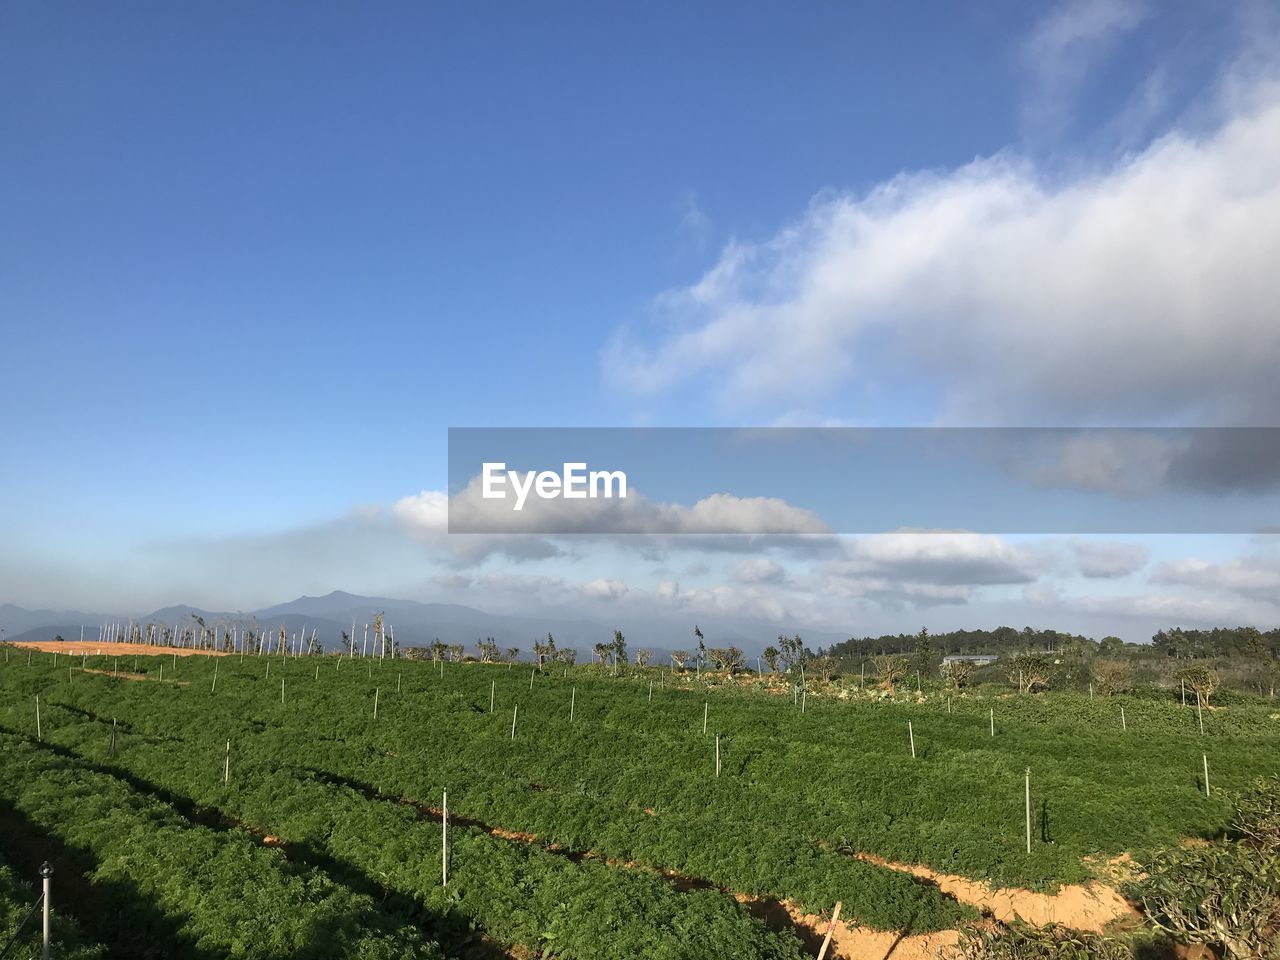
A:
[{"left": 871, "top": 653, "right": 909, "bottom": 693}]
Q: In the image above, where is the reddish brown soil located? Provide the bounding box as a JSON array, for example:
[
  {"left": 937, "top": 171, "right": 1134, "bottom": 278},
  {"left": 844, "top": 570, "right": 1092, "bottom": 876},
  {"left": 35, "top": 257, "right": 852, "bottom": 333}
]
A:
[{"left": 12, "top": 641, "right": 228, "bottom": 658}]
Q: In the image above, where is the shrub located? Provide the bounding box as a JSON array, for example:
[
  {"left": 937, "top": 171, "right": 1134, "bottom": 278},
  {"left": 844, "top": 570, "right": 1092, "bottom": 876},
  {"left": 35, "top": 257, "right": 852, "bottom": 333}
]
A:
[
  {"left": 1231, "top": 776, "right": 1280, "bottom": 849},
  {"left": 949, "top": 922, "right": 1131, "bottom": 959},
  {"left": 1135, "top": 841, "right": 1280, "bottom": 960},
  {"left": 1092, "top": 659, "right": 1135, "bottom": 696},
  {"left": 1173, "top": 664, "right": 1220, "bottom": 706}
]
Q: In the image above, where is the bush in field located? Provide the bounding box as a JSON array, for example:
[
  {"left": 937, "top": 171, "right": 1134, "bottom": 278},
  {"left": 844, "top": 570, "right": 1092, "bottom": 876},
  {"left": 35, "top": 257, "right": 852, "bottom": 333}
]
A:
[
  {"left": 1091, "top": 659, "right": 1135, "bottom": 695},
  {"left": 1231, "top": 776, "right": 1280, "bottom": 849},
  {"left": 949, "top": 923, "right": 1130, "bottom": 960},
  {"left": 870, "top": 653, "right": 909, "bottom": 692},
  {"left": 943, "top": 659, "right": 975, "bottom": 689},
  {"left": 1008, "top": 653, "right": 1053, "bottom": 693},
  {"left": 1173, "top": 664, "right": 1220, "bottom": 706},
  {"left": 1135, "top": 841, "right": 1280, "bottom": 960}
]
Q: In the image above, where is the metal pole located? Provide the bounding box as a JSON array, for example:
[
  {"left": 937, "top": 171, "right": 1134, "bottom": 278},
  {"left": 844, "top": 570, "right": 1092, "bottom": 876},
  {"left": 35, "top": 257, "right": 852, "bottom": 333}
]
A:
[
  {"left": 442, "top": 788, "right": 448, "bottom": 886},
  {"left": 40, "top": 861, "right": 53, "bottom": 960}
]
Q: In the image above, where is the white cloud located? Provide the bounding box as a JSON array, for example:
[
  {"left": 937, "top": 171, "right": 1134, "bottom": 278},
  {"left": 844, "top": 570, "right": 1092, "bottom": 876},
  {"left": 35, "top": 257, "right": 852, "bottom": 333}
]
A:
[
  {"left": 606, "top": 76, "right": 1280, "bottom": 426},
  {"left": 1071, "top": 539, "right": 1149, "bottom": 577},
  {"left": 446, "top": 474, "right": 831, "bottom": 535},
  {"left": 1020, "top": 0, "right": 1150, "bottom": 137},
  {"left": 1024, "top": 580, "right": 1280, "bottom": 625},
  {"left": 581, "top": 578, "right": 629, "bottom": 600},
  {"left": 1152, "top": 553, "right": 1280, "bottom": 598},
  {"left": 730, "top": 557, "right": 790, "bottom": 584}
]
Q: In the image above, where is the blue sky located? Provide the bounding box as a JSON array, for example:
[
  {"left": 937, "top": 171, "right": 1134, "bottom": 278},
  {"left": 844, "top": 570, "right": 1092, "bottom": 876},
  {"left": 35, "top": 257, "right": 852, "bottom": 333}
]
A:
[{"left": 3, "top": 2, "right": 1279, "bottom": 643}]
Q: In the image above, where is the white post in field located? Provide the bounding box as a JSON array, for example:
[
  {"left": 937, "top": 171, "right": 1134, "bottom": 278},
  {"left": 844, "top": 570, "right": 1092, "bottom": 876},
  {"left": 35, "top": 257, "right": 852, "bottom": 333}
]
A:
[
  {"left": 908, "top": 720, "right": 916, "bottom": 759},
  {"left": 442, "top": 788, "right": 449, "bottom": 886},
  {"left": 1025, "top": 767, "right": 1032, "bottom": 854}
]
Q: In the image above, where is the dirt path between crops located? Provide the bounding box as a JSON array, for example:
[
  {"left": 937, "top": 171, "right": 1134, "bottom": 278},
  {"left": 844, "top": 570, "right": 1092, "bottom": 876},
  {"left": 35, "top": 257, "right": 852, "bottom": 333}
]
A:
[
  {"left": 852, "top": 851, "right": 1135, "bottom": 933},
  {"left": 336, "top": 777, "right": 1130, "bottom": 959},
  {"left": 11, "top": 641, "right": 228, "bottom": 657}
]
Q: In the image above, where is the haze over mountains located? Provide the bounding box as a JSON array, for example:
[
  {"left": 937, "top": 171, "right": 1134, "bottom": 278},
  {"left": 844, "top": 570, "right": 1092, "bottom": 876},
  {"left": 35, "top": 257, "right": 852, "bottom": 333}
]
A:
[{"left": 0, "top": 591, "right": 848, "bottom": 658}]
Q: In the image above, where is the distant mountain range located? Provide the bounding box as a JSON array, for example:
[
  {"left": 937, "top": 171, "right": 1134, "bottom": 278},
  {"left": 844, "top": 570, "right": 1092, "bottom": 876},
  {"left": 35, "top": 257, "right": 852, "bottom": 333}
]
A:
[{"left": 0, "top": 591, "right": 849, "bottom": 659}]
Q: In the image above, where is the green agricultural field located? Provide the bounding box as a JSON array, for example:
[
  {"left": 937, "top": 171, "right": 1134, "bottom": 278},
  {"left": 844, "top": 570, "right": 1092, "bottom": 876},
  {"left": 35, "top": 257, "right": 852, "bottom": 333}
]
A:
[{"left": 0, "top": 648, "right": 1275, "bottom": 959}]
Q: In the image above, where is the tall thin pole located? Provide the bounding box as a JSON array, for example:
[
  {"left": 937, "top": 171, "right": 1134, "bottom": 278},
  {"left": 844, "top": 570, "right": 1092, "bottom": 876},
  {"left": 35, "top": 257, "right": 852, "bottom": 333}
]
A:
[
  {"left": 990, "top": 707, "right": 995, "bottom": 737},
  {"left": 373, "top": 687, "right": 380, "bottom": 720},
  {"left": 1197, "top": 698, "right": 1204, "bottom": 735},
  {"left": 715, "top": 734, "right": 721, "bottom": 778},
  {"left": 703, "top": 701, "right": 708, "bottom": 735},
  {"left": 224, "top": 740, "right": 230, "bottom": 784},
  {"left": 1025, "top": 768, "right": 1032, "bottom": 854},
  {"left": 570, "top": 686, "right": 575, "bottom": 721},
  {"left": 35, "top": 695, "right": 41, "bottom": 740},
  {"left": 40, "top": 862, "right": 53, "bottom": 960},
  {"left": 1203, "top": 754, "right": 1210, "bottom": 797},
  {"left": 442, "top": 788, "right": 449, "bottom": 886},
  {"left": 511, "top": 703, "right": 519, "bottom": 740},
  {"left": 490, "top": 680, "right": 495, "bottom": 713},
  {"left": 1121, "top": 707, "right": 1126, "bottom": 732},
  {"left": 908, "top": 720, "right": 916, "bottom": 759}
]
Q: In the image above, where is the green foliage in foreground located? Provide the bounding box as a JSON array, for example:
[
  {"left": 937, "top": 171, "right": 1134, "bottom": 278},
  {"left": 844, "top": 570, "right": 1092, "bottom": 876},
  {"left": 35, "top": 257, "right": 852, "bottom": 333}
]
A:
[
  {"left": 1134, "top": 776, "right": 1280, "bottom": 960},
  {"left": 0, "top": 732, "right": 447, "bottom": 960},
  {"left": 2, "top": 648, "right": 1278, "bottom": 957},
  {"left": 0, "top": 853, "right": 105, "bottom": 960}
]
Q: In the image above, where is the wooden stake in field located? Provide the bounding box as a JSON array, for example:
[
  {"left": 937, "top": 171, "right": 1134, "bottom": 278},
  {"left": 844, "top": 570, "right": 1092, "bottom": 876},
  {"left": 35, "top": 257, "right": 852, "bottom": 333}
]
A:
[
  {"left": 529, "top": 670, "right": 534, "bottom": 690},
  {"left": 265, "top": 661, "right": 270, "bottom": 681},
  {"left": 908, "top": 720, "right": 916, "bottom": 759},
  {"left": 159, "top": 664, "right": 163, "bottom": 683},
  {"left": 570, "top": 686, "right": 575, "bottom": 722},
  {"left": 1024, "top": 767, "right": 1032, "bottom": 854},
  {"left": 490, "top": 680, "right": 495, "bottom": 714},
  {"left": 1202, "top": 754, "right": 1210, "bottom": 797},
  {"left": 442, "top": 788, "right": 449, "bottom": 886},
  {"left": 715, "top": 734, "right": 721, "bottom": 778},
  {"left": 990, "top": 707, "right": 995, "bottom": 737},
  {"left": 1181, "top": 679, "right": 1187, "bottom": 707},
  {"left": 212, "top": 661, "right": 218, "bottom": 695},
  {"left": 35, "top": 695, "right": 41, "bottom": 740},
  {"left": 315, "top": 665, "right": 320, "bottom": 681},
  {"left": 648, "top": 681, "right": 653, "bottom": 703},
  {"left": 802, "top": 688, "right": 807, "bottom": 713},
  {"left": 511, "top": 703, "right": 519, "bottom": 740},
  {"left": 280, "top": 677, "right": 285, "bottom": 705},
  {"left": 1120, "top": 706, "right": 1126, "bottom": 732},
  {"left": 703, "top": 701, "right": 708, "bottom": 735},
  {"left": 373, "top": 687, "right": 380, "bottom": 720},
  {"left": 816, "top": 902, "right": 842, "bottom": 960},
  {"left": 224, "top": 740, "right": 230, "bottom": 784},
  {"left": 397, "top": 673, "right": 402, "bottom": 694}
]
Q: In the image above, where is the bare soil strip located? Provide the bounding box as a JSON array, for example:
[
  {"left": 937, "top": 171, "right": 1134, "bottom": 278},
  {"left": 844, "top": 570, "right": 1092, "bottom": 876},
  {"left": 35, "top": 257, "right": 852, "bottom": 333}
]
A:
[
  {"left": 852, "top": 851, "right": 1135, "bottom": 933},
  {"left": 11, "top": 641, "right": 228, "bottom": 657}
]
